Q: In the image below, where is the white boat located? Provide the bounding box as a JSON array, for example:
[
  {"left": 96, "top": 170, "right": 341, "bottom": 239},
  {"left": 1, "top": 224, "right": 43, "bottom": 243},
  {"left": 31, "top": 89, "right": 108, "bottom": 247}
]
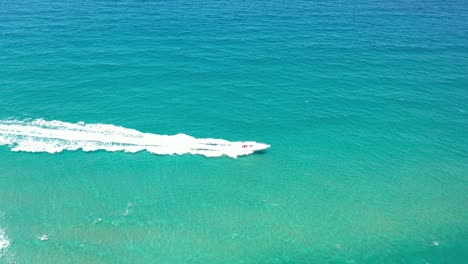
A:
[
  {"left": 239, "top": 142, "right": 271, "bottom": 152},
  {"left": 191, "top": 140, "right": 270, "bottom": 157}
]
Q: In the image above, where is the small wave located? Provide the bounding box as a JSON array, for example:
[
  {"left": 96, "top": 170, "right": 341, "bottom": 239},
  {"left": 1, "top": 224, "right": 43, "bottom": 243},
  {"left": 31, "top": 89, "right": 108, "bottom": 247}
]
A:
[
  {"left": 0, "top": 228, "right": 11, "bottom": 261},
  {"left": 0, "top": 119, "right": 269, "bottom": 158}
]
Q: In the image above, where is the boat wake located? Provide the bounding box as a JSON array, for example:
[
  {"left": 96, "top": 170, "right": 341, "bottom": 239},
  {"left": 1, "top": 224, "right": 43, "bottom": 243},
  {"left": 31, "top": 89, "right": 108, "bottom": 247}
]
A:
[{"left": 0, "top": 119, "right": 270, "bottom": 158}]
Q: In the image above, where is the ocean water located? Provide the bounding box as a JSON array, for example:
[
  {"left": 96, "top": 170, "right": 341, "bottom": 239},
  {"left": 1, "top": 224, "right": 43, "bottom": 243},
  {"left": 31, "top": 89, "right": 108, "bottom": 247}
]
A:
[{"left": 1, "top": 0, "right": 468, "bottom": 263}]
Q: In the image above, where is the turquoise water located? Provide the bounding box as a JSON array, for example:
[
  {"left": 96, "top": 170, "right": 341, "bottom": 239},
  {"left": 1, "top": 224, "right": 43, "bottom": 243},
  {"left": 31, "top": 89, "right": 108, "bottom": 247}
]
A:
[{"left": 1, "top": 0, "right": 468, "bottom": 262}]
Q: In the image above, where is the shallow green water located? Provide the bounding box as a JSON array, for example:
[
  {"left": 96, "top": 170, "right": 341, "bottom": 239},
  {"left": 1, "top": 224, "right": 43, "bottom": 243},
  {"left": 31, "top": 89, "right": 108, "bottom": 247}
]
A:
[{"left": 1, "top": 0, "right": 467, "bottom": 263}]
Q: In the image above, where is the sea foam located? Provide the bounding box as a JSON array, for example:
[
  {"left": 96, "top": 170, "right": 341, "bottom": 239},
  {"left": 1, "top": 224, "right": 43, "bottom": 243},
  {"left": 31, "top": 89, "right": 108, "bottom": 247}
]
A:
[
  {"left": 0, "top": 228, "right": 10, "bottom": 261},
  {"left": 0, "top": 119, "right": 264, "bottom": 158}
]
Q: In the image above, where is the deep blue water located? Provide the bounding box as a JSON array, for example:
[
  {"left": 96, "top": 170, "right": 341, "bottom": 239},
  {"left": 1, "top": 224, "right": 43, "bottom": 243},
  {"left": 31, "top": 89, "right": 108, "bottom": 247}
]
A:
[{"left": 1, "top": 0, "right": 467, "bottom": 263}]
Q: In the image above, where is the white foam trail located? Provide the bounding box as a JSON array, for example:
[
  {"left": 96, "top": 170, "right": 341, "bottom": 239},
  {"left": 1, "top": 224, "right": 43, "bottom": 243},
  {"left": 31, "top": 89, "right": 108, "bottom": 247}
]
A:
[{"left": 0, "top": 119, "right": 269, "bottom": 158}]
